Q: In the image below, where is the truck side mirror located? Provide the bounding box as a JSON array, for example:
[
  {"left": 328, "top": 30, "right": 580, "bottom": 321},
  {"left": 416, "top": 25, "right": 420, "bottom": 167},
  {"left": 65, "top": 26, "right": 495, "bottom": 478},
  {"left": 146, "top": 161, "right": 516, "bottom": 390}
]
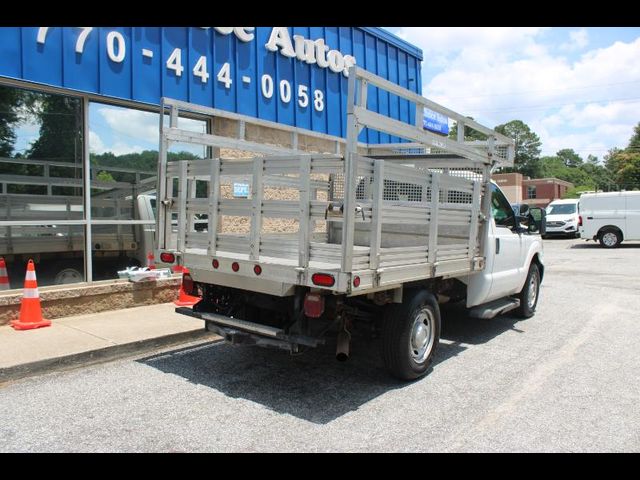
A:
[{"left": 527, "top": 207, "right": 546, "bottom": 235}]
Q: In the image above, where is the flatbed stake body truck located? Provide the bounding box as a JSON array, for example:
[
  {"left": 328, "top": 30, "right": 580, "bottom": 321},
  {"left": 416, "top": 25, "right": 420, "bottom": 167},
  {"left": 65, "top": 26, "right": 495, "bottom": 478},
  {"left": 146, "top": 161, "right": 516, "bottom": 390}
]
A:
[{"left": 156, "top": 67, "right": 545, "bottom": 380}]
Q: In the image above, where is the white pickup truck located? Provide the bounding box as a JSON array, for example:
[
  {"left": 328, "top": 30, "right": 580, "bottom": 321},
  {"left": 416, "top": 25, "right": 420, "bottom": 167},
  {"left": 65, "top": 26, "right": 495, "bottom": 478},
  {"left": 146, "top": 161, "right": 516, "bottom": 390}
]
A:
[{"left": 156, "top": 67, "right": 545, "bottom": 380}]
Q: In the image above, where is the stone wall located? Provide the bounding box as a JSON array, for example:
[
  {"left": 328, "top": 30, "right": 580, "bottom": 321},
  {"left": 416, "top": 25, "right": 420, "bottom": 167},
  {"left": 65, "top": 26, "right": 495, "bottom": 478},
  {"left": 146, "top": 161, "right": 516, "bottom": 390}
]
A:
[{"left": 0, "top": 277, "right": 181, "bottom": 326}]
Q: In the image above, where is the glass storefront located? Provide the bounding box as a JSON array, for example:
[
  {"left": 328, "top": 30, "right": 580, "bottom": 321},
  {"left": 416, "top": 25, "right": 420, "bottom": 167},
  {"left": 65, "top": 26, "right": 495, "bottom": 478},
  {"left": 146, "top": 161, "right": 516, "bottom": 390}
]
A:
[
  {"left": 0, "top": 85, "right": 84, "bottom": 287},
  {"left": 0, "top": 83, "right": 208, "bottom": 289}
]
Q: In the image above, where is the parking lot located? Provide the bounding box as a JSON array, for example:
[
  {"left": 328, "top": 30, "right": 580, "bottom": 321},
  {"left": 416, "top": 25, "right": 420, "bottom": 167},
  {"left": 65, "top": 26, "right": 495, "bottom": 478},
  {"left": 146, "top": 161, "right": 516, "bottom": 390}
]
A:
[{"left": 1, "top": 236, "right": 639, "bottom": 452}]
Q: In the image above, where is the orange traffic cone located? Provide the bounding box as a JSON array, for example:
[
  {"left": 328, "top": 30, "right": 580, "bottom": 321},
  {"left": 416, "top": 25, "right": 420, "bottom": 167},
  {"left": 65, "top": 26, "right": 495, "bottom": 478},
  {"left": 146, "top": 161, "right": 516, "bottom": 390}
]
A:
[
  {"left": 147, "top": 252, "right": 156, "bottom": 270},
  {"left": 10, "top": 259, "right": 51, "bottom": 330},
  {"left": 174, "top": 268, "right": 201, "bottom": 307},
  {"left": 0, "top": 257, "right": 10, "bottom": 291}
]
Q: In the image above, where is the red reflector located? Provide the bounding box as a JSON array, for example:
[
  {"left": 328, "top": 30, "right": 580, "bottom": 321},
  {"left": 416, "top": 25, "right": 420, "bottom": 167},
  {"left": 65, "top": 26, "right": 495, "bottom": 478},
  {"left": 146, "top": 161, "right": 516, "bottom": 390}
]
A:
[
  {"left": 182, "top": 273, "right": 195, "bottom": 296},
  {"left": 231, "top": 262, "right": 240, "bottom": 272},
  {"left": 311, "top": 273, "right": 335, "bottom": 287},
  {"left": 160, "top": 252, "right": 175, "bottom": 263},
  {"left": 353, "top": 276, "right": 360, "bottom": 288},
  {"left": 212, "top": 259, "right": 219, "bottom": 269},
  {"left": 254, "top": 265, "right": 262, "bottom": 275},
  {"left": 303, "top": 293, "right": 325, "bottom": 318}
]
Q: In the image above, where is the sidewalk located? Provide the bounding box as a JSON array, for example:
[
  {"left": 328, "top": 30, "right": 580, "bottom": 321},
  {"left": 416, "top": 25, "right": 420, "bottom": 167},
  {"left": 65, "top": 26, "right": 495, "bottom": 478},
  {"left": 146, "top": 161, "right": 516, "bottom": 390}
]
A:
[{"left": 0, "top": 303, "right": 219, "bottom": 384}]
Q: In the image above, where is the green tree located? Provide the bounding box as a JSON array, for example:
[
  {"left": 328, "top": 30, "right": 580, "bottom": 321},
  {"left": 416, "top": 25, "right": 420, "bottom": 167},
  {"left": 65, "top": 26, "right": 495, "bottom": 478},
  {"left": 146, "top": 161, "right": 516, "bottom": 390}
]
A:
[
  {"left": 494, "top": 120, "right": 542, "bottom": 177},
  {"left": 563, "top": 185, "right": 595, "bottom": 199},
  {"left": 628, "top": 122, "right": 640, "bottom": 151},
  {"left": 26, "top": 94, "right": 82, "bottom": 163},
  {"left": 448, "top": 117, "right": 488, "bottom": 141},
  {"left": 0, "top": 86, "right": 21, "bottom": 157},
  {"left": 604, "top": 124, "right": 640, "bottom": 190},
  {"left": 556, "top": 148, "right": 583, "bottom": 168},
  {"left": 610, "top": 151, "right": 640, "bottom": 189},
  {"left": 96, "top": 170, "right": 115, "bottom": 182}
]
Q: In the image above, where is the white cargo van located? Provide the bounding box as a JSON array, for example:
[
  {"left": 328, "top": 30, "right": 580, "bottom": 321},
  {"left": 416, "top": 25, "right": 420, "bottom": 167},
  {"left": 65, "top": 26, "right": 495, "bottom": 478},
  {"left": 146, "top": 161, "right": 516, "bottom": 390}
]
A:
[
  {"left": 543, "top": 199, "right": 580, "bottom": 238},
  {"left": 579, "top": 191, "right": 640, "bottom": 247}
]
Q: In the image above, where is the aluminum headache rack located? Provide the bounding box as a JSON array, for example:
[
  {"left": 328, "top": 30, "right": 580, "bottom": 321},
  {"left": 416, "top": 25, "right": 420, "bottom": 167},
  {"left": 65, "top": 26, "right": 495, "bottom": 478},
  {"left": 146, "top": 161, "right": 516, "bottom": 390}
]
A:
[{"left": 156, "top": 66, "right": 515, "bottom": 296}]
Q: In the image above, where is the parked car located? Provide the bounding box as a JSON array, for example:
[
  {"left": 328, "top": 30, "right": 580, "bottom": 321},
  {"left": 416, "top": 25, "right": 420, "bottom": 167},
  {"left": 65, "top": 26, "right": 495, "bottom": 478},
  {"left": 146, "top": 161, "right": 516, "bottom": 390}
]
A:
[
  {"left": 543, "top": 199, "right": 580, "bottom": 239},
  {"left": 579, "top": 191, "right": 640, "bottom": 248}
]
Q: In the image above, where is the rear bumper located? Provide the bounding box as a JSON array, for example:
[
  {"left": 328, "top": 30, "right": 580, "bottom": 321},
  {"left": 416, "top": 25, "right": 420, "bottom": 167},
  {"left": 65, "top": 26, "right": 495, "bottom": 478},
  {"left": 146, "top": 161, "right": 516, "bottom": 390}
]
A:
[
  {"left": 176, "top": 306, "right": 323, "bottom": 351},
  {"left": 545, "top": 225, "right": 578, "bottom": 235}
]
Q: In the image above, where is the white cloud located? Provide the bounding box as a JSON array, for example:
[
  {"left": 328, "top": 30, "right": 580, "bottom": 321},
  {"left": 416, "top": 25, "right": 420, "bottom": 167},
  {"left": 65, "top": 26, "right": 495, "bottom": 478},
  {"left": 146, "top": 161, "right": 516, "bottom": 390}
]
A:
[
  {"left": 396, "top": 27, "right": 548, "bottom": 59},
  {"left": 89, "top": 129, "right": 146, "bottom": 156},
  {"left": 560, "top": 29, "right": 589, "bottom": 52},
  {"left": 89, "top": 130, "right": 105, "bottom": 153},
  {"left": 96, "top": 107, "right": 159, "bottom": 144},
  {"left": 400, "top": 29, "right": 640, "bottom": 160}
]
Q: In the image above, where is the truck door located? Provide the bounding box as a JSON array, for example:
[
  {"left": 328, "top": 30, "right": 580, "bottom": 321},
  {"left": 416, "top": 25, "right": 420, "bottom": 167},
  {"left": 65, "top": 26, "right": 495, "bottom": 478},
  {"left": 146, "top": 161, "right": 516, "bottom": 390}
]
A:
[{"left": 486, "top": 183, "right": 524, "bottom": 302}]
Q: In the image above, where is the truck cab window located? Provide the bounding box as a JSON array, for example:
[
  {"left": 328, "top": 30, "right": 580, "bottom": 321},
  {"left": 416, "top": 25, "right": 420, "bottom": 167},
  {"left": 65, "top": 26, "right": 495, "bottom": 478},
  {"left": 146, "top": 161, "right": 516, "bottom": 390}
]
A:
[{"left": 491, "top": 183, "right": 516, "bottom": 229}]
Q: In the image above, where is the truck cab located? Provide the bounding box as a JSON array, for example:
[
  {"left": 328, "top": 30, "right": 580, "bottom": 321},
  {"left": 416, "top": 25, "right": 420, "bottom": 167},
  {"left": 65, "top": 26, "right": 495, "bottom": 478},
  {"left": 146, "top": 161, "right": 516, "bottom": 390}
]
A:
[{"left": 466, "top": 182, "right": 544, "bottom": 315}]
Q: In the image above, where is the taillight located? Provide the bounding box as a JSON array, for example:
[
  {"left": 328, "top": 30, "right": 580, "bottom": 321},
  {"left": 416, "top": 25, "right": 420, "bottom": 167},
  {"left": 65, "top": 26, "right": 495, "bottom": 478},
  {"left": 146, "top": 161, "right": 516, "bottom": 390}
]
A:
[
  {"left": 182, "top": 273, "right": 195, "bottom": 296},
  {"left": 212, "top": 259, "right": 219, "bottom": 269},
  {"left": 303, "top": 292, "right": 325, "bottom": 318},
  {"left": 253, "top": 265, "right": 262, "bottom": 275},
  {"left": 160, "top": 252, "right": 175, "bottom": 263},
  {"left": 353, "top": 276, "right": 361, "bottom": 288},
  {"left": 578, "top": 215, "right": 582, "bottom": 226},
  {"left": 231, "top": 262, "right": 240, "bottom": 272},
  {"left": 311, "top": 273, "right": 335, "bottom": 287}
]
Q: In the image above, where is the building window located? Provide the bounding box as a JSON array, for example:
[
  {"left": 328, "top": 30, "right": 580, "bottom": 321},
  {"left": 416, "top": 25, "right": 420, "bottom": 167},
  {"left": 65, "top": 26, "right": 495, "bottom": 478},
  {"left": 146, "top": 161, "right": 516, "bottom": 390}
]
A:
[
  {"left": 527, "top": 185, "right": 537, "bottom": 199},
  {"left": 0, "top": 84, "right": 85, "bottom": 288}
]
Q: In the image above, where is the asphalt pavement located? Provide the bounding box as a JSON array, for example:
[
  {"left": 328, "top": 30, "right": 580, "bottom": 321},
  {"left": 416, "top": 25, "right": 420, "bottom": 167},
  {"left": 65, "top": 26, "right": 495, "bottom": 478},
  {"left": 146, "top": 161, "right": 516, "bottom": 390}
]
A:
[{"left": 1, "top": 237, "right": 639, "bottom": 452}]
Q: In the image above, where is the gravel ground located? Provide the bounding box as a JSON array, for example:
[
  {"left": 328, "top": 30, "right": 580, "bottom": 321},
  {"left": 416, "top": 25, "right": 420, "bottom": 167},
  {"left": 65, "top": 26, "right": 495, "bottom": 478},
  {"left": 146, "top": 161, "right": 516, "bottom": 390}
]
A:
[{"left": 1, "top": 237, "right": 639, "bottom": 452}]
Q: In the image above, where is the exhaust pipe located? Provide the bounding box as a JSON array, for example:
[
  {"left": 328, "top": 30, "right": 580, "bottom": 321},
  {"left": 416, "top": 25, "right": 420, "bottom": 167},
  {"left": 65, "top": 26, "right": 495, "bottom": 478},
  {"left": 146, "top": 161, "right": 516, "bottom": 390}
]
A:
[{"left": 336, "top": 329, "right": 351, "bottom": 362}]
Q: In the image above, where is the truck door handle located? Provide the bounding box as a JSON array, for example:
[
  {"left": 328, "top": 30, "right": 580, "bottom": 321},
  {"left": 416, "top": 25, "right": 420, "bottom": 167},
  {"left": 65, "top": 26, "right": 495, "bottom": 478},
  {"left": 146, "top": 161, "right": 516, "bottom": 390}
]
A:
[
  {"left": 587, "top": 216, "right": 593, "bottom": 220},
  {"left": 496, "top": 238, "right": 500, "bottom": 254}
]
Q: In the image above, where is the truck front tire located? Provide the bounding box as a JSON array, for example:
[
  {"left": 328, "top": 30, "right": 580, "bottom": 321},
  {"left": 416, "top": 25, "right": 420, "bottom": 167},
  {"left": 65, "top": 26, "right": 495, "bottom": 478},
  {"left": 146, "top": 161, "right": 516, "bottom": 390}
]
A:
[
  {"left": 516, "top": 263, "right": 540, "bottom": 318},
  {"left": 381, "top": 289, "right": 441, "bottom": 381}
]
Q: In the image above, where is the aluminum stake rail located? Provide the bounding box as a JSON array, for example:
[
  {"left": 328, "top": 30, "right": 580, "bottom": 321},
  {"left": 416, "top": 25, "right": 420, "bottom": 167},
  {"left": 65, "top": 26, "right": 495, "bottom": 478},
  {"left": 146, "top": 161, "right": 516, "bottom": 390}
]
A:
[{"left": 156, "top": 66, "right": 515, "bottom": 297}]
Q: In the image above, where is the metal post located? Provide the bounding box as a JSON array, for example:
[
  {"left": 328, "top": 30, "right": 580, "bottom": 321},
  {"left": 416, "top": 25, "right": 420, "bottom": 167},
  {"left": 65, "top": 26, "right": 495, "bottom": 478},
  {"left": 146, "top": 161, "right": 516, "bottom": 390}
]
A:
[
  {"left": 468, "top": 181, "right": 481, "bottom": 259},
  {"left": 177, "top": 161, "right": 188, "bottom": 252},
  {"left": 341, "top": 68, "right": 360, "bottom": 274},
  {"left": 207, "top": 157, "right": 220, "bottom": 256},
  {"left": 249, "top": 157, "right": 264, "bottom": 261},
  {"left": 157, "top": 101, "right": 168, "bottom": 251},
  {"left": 82, "top": 97, "right": 92, "bottom": 283},
  {"left": 298, "top": 155, "right": 312, "bottom": 268},
  {"left": 369, "top": 160, "right": 384, "bottom": 272},
  {"left": 428, "top": 172, "right": 440, "bottom": 264}
]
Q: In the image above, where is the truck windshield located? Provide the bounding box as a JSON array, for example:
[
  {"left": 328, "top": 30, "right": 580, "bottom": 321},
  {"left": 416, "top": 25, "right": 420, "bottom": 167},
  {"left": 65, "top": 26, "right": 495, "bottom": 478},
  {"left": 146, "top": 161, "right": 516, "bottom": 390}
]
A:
[{"left": 546, "top": 204, "right": 576, "bottom": 215}]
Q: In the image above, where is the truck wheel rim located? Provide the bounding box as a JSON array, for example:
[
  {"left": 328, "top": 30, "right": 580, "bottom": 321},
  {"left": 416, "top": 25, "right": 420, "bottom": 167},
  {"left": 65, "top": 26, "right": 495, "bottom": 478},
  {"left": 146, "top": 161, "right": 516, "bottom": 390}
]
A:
[
  {"left": 603, "top": 232, "right": 617, "bottom": 246},
  {"left": 527, "top": 271, "right": 539, "bottom": 309},
  {"left": 55, "top": 268, "right": 83, "bottom": 284},
  {"left": 410, "top": 308, "right": 435, "bottom": 364}
]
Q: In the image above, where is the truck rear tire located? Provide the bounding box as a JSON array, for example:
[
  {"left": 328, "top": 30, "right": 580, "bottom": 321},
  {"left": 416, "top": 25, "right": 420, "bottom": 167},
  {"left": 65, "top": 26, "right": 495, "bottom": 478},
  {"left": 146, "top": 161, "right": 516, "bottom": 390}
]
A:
[
  {"left": 516, "top": 263, "right": 540, "bottom": 318},
  {"left": 598, "top": 228, "right": 622, "bottom": 248},
  {"left": 381, "top": 289, "right": 441, "bottom": 381}
]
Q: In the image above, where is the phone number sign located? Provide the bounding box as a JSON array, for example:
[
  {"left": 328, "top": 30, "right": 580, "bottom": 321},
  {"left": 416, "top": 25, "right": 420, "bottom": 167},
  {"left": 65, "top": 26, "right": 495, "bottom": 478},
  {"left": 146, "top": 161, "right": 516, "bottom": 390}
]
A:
[{"left": 0, "top": 26, "right": 428, "bottom": 140}]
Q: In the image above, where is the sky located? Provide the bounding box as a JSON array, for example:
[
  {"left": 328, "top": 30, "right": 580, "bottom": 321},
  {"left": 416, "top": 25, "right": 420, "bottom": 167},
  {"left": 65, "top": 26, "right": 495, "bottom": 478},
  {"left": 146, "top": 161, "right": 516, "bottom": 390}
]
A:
[
  {"left": 388, "top": 26, "right": 640, "bottom": 160},
  {"left": 12, "top": 27, "right": 640, "bottom": 163}
]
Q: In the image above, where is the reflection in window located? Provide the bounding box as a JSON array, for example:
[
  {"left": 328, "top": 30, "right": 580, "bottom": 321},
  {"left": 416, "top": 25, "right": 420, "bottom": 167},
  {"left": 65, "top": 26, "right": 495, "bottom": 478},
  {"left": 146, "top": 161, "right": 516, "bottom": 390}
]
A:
[{"left": 0, "top": 84, "right": 85, "bottom": 288}]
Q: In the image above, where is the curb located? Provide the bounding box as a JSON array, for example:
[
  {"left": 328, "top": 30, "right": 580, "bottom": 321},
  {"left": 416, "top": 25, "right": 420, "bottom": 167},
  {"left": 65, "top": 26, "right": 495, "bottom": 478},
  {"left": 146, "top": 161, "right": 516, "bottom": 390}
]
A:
[{"left": 0, "top": 329, "right": 221, "bottom": 385}]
